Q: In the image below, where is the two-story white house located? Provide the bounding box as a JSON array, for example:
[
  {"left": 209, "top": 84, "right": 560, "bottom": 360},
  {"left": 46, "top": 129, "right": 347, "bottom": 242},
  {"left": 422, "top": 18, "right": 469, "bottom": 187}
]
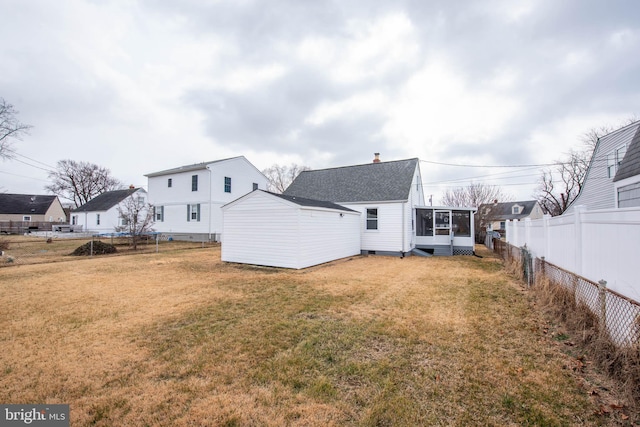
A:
[{"left": 145, "top": 156, "right": 268, "bottom": 241}]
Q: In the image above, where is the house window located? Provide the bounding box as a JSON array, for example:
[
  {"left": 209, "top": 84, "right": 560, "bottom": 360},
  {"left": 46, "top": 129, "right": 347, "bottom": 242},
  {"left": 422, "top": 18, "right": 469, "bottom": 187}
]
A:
[
  {"left": 187, "top": 204, "right": 200, "bottom": 222},
  {"left": 168, "top": 178, "right": 172, "bottom": 188},
  {"left": 23, "top": 215, "right": 31, "bottom": 222},
  {"left": 618, "top": 182, "right": 640, "bottom": 208},
  {"left": 155, "top": 206, "right": 164, "bottom": 222},
  {"left": 512, "top": 205, "right": 521, "bottom": 215},
  {"left": 96, "top": 214, "right": 100, "bottom": 225},
  {"left": 121, "top": 216, "right": 129, "bottom": 226},
  {"left": 253, "top": 182, "right": 259, "bottom": 191},
  {"left": 224, "top": 177, "right": 232, "bottom": 193},
  {"left": 72, "top": 215, "right": 77, "bottom": 225},
  {"left": 416, "top": 209, "right": 433, "bottom": 236},
  {"left": 366, "top": 208, "right": 378, "bottom": 230},
  {"left": 608, "top": 145, "right": 627, "bottom": 178},
  {"left": 452, "top": 210, "right": 471, "bottom": 237},
  {"left": 500, "top": 221, "right": 506, "bottom": 230},
  {"left": 192, "top": 175, "right": 198, "bottom": 191}
]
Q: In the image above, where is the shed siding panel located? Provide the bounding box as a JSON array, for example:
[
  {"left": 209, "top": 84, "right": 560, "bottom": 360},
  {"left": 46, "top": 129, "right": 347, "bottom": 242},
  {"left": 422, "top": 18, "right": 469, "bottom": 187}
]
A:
[
  {"left": 298, "top": 210, "right": 361, "bottom": 267},
  {"left": 222, "top": 207, "right": 300, "bottom": 269}
]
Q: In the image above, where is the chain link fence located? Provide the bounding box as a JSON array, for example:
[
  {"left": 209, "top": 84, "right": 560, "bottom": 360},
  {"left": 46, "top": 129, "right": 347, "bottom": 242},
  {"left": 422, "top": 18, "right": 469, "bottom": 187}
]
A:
[
  {"left": 0, "top": 232, "right": 218, "bottom": 267},
  {"left": 493, "top": 238, "right": 640, "bottom": 348}
]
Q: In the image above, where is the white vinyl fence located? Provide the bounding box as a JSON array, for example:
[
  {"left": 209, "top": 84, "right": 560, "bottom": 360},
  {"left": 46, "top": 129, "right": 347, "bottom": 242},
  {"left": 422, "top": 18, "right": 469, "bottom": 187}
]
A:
[{"left": 506, "top": 205, "right": 640, "bottom": 303}]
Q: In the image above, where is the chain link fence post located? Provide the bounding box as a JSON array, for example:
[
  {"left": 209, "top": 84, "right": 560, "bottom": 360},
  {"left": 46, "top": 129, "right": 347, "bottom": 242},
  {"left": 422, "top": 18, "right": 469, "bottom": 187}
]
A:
[{"left": 598, "top": 279, "right": 607, "bottom": 337}]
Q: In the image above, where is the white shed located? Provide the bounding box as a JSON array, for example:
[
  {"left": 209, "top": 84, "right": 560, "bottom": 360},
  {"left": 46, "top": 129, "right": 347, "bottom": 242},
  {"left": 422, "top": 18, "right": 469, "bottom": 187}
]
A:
[{"left": 222, "top": 190, "right": 361, "bottom": 269}]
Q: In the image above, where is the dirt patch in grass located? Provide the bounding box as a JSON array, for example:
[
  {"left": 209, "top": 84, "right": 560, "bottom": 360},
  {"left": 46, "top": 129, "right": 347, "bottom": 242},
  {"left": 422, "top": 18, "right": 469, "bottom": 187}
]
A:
[{"left": 0, "top": 245, "right": 634, "bottom": 425}]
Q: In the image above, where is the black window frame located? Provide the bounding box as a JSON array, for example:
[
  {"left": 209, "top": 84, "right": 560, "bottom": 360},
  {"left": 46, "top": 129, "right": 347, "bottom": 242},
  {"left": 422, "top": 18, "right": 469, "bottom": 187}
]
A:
[
  {"left": 191, "top": 175, "right": 198, "bottom": 192},
  {"left": 224, "top": 176, "right": 231, "bottom": 193},
  {"left": 366, "top": 208, "right": 378, "bottom": 230}
]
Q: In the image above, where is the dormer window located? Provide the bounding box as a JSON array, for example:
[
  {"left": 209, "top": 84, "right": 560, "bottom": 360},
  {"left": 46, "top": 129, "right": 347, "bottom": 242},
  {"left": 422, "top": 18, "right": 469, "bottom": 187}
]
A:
[{"left": 512, "top": 205, "right": 522, "bottom": 215}]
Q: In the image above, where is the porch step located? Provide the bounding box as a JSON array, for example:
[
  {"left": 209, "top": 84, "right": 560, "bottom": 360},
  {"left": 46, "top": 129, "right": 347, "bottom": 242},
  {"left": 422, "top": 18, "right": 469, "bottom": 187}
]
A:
[{"left": 412, "top": 248, "right": 433, "bottom": 257}]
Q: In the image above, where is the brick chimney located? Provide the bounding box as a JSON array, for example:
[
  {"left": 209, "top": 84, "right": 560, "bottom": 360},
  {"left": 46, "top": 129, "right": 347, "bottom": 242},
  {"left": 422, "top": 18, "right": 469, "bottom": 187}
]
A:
[
  {"left": 129, "top": 184, "right": 135, "bottom": 189},
  {"left": 373, "top": 153, "right": 381, "bottom": 163}
]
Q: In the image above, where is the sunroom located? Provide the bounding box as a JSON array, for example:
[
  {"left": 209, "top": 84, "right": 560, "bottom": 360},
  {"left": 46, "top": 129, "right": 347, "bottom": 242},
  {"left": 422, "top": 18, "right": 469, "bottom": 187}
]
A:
[{"left": 414, "top": 207, "right": 476, "bottom": 256}]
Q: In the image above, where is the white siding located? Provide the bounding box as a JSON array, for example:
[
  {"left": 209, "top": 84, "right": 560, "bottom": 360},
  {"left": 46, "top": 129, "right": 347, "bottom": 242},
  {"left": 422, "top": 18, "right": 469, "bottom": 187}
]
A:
[
  {"left": 343, "top": 202, "right": 405, "bottom": 253},
  {"left": 222, "top": 191, "right": 360, "bottom": 269},
  {"left": 571, "top": 124, "right": 638, "bottom": 211},
  {"left": 148, "top": 157, "right": 268, "bottom": 236}
]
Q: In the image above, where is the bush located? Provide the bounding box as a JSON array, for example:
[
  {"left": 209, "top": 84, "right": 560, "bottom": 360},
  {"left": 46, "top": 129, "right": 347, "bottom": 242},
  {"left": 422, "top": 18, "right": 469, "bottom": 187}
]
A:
[{"left": 71, "top": 241, "right": 117, "bottom": 256}]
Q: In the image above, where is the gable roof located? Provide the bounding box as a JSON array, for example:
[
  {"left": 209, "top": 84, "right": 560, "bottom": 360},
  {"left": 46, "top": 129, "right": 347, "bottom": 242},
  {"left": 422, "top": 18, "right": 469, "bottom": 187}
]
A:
[
  {"left": 478, "top": 200, "right": 539, "bottom": 221},
  {"left": 283, "top": 158, "right": 419, "bottom": 203},
  {"left": 144, "top": 156, "right": 247, "bottom": 177},
  {"left": 0, "top": 194, "right": 59, "bottom": 215},
  {"left": 73, "top": 188, "right": 142, "bottom": 212},
  {"left": 614, "top": 122, "right": 640, "bottom": 182}
]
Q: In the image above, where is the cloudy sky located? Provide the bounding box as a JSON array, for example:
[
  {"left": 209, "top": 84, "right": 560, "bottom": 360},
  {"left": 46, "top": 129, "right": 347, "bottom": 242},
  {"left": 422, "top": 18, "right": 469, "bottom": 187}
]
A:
[{"left": 1, "top": 0, "right": 639, "bottom": 203}]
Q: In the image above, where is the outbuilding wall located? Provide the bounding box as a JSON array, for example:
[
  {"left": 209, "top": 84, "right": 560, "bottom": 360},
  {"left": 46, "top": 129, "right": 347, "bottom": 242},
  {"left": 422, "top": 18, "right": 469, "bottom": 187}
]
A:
[{"left": 222, "top": 191, "right": 360, "bottom": 269}]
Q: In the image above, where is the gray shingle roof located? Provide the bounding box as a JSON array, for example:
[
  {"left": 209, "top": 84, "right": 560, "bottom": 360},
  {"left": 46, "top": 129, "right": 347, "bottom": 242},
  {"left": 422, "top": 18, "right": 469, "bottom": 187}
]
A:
[
  {"left": 0, "top": 194, "right": 59, "bottom": 215},
  {"left": 478, "top": 200, "right": 538, "bottom": 221},
  {"left": 614, "top": 122, "right": 640, "bottom": 182},
  {"left": 268, "top": 191, "right": 357, "bottom": 212},
  {"left": 283, "top": 158, "right": 419, "bottom": 203},
  {"left": 144, "top": 156, "right": 244, "bottom": 177},
  {"left": 73, "top": 189, "right": 140, "bottom": 212}
]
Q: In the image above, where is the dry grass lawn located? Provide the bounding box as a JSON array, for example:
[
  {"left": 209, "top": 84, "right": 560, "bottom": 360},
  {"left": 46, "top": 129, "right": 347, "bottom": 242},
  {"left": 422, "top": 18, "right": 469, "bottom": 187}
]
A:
[{"left": 0, "top": 245, "right": 632, "bottom": 425}]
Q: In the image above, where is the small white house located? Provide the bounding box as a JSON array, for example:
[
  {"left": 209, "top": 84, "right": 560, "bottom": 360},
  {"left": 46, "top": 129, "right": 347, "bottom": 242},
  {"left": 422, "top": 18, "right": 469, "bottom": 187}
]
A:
[
  {"left": 284, "top": 155, "right": 425, "bottom": 256},
  {"left": 72, "top": 188, "right": 148, "bottom": 233},
  {"left": 145, "top": 156, "right": 268, "bottom": 241},
  {"left": 222, "top": 190, "right": 361, "bottom": 269}
]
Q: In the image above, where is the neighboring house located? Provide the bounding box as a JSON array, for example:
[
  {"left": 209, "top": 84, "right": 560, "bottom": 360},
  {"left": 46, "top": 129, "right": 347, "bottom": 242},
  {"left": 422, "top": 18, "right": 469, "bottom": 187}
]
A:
[
  {"left": 0, "top": 194, "right": 66, "bottom": 233},
  {"left": 72, "top": 188, "right": 148, "bottom": 233},
  {"left": 479, "top": 200, "right": 544, "bottom": 233},
  {"left": 284, "top": 156, "right": 425, "bottom": 256},
  {"left": 222, "top": 190, "right": 361, "bottom": 269},
  {"left": 145, "top": 156, "right": 268, "bottom": 241},
  {"left": 569, "top": 120, "right": 640, "bottom": 210},
  {"left": 613, "top": 122, "right": 640, "bottom": 208}
]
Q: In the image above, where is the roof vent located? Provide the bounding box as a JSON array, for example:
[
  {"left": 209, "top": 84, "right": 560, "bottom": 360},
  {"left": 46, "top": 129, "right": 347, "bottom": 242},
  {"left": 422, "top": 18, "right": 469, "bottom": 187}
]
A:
[{"left": 373, "top": 153, "right": 381, "bottom": 163}]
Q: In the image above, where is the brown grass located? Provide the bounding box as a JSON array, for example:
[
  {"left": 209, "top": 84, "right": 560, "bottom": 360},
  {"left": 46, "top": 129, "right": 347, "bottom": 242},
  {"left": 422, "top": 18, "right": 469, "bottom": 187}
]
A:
[{"left": 0, "top": 245, "right": 633, "bottom": 425}]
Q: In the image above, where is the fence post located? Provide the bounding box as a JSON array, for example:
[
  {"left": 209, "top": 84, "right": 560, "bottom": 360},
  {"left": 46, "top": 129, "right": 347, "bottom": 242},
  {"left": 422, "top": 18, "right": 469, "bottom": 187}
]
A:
[
  {"left": 598, "top": 279, "right": 607, "bottom": 337},
  {"left": 156, "top": 234, "right": 159, "bottom": 253},
  {"left": 542, "top": 214, "right": 550, "bottom": 260},
  {"left": 574, "top": 205, "right": 585, "bottom": 277},
  {"left": 90, "top": 237, "right": 94, "bottom": 257}
]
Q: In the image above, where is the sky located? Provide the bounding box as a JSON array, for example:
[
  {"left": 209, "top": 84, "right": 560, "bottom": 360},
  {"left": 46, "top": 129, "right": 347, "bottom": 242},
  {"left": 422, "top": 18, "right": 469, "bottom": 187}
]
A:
[{"left": 1, "top": 0, "right": 639, "bottom": 204}]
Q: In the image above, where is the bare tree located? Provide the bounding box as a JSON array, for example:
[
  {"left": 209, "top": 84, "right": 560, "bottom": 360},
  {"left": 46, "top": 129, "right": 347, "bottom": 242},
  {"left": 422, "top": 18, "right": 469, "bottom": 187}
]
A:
[
  {"left": 535, "top": 150, "right": 589, "bottom": 216},
  {"left": 46, "top": 159, "right": 123, "bottom": 208},
  {"left": 0, "top": 98, "right": 32, "bottom": 160},
  {"left": 262, "top": 163, "right": 310, "bottom": 193},
  {"left": 535, "top": 117, "right": 638, "bottom": 216},
  {"left": 440, "top": 182, "right": 511, "bottom": 208},
  {"left": 116, "top": 192, "right": 154, "bottom": 250}
]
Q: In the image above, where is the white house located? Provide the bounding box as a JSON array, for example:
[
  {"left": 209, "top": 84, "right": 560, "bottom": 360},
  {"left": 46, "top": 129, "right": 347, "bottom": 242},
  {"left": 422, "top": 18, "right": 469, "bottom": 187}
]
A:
[
  {"left": 222, "top": 190, "right": 361, "bottom": 269},
  {"left": 72, "top": 188, "right": 148, "bottom": 233},
  {"left": 145, "top": 156, "right": 268, "bottom": 241},
  {"left": 569, "top": 120, "right": 640, "bottom": 211},
  {"left": 283, "top": 155, "right": 425, "bottom": 256}
]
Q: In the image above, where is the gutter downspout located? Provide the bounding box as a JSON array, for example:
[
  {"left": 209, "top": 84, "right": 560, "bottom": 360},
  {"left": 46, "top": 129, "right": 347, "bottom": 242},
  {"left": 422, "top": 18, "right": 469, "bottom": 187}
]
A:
[{"left": 401, "top": 201, "right": 406, "bottom": 257}]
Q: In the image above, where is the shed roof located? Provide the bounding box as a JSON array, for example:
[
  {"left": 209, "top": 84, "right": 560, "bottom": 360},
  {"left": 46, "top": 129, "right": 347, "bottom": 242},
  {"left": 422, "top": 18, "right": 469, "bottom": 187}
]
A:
[
  {"left": 0, "top": 194, "right": 59, "bottom": 215},
  {"left": 614, "top": 122, "right": 640, "bottom": 182},
  {"left": 283, "top": 158, "right": 419, "bottom": 203},
  {"left": 269, "top": 192, "right": 357, "bottom": 212},
  {"left": 73, "top": 188, "right": 142, "bottom": 212}
]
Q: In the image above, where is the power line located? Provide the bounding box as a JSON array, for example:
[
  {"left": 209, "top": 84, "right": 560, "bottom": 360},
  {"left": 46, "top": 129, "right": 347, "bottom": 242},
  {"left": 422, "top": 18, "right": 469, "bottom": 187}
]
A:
[{"left": 420, "top": 159, "right": 560, "bottom": 168}]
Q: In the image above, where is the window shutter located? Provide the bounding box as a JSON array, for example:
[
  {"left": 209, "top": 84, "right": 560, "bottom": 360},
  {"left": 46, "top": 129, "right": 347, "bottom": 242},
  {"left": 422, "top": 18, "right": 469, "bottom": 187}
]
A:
[
  {"left": 161, "top": 206, "right": 164, "bottom": 222},
  {"left": 197, "top": 204, "right": 201, "bottom": 222},
  {"left": 187, "top": 204, "right": 191, "bottom": 222}
]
